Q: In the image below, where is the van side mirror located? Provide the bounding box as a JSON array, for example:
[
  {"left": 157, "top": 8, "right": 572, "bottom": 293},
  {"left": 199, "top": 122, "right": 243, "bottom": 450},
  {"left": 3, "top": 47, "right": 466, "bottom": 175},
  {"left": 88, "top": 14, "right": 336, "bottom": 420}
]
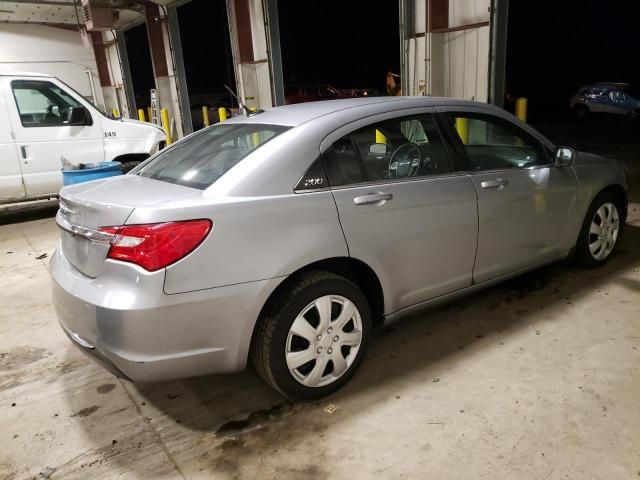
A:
[
  {"left": 65, "top": 106, "right": 91, "bottom": 126},
  {"left": 554, "top": 146, "right": 575, "bottom": 167}
]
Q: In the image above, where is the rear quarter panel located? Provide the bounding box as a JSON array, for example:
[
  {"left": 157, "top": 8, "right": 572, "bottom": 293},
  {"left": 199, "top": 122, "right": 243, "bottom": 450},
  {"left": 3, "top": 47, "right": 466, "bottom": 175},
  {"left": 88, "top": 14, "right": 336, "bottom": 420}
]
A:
[{"left": 127, "top": 191, "right": 348, "bottom": 294}]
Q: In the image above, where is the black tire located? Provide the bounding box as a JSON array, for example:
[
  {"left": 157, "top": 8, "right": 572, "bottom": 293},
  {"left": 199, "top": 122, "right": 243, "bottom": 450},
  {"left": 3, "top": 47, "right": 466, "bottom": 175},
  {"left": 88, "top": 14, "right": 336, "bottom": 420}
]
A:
[
  {"left": 573, "top": 192, "right": 624, "bottom": 268},
  {"left": 573, "top": 104, "right": 590, "bottom": 120},
  {"left": 119, "top": 160, "right": 141, "bottom": 173},
  {"left": 252, "top": 271, "right": 372, "bottom": 400}
]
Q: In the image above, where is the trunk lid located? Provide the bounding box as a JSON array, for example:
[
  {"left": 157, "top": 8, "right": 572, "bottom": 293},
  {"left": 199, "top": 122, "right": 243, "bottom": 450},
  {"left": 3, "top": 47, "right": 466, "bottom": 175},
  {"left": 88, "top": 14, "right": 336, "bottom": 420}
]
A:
[{"left": 57, "top": 175, "right": 201, "bottom": 278}]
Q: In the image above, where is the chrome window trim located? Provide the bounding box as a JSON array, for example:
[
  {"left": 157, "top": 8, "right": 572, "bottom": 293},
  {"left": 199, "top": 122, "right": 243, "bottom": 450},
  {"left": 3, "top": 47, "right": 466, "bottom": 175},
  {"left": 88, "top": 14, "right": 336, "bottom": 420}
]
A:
[{"left": 326, "top": 170, "right": 471, "bottom": 191}]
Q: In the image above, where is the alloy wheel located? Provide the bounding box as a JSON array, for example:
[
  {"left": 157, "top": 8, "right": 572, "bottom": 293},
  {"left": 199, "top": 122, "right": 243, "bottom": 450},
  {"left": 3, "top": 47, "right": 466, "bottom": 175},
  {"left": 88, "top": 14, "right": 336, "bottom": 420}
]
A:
[
  {"left": 588, "top": 202, "right": 619, "bottom": 261},
  {"left": 285, "top": 295, "right": 363, "bottom": 388}
]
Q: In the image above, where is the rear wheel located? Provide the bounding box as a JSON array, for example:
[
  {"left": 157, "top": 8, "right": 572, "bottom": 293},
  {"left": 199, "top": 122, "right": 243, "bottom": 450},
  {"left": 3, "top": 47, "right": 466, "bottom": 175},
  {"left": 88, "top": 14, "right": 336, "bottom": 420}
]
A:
[
  {"left": 574, "top": 192, "right": 623, "bottom": 268},
  {"left": 252, "top": 271, "right": 371, "bottom": 400}
]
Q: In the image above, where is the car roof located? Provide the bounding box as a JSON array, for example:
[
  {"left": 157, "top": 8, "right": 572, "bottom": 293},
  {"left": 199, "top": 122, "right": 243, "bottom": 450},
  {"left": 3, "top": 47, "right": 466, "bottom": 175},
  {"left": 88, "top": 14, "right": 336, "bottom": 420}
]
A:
[
  {"left": 0, "top": 71, "right": 52, "bottom": 78},
  {"left": 588, "top": 82, "right": 630, "bottom": 89},
  {"left": 224, "top": 96, "right": 488, "bottom": 127}
]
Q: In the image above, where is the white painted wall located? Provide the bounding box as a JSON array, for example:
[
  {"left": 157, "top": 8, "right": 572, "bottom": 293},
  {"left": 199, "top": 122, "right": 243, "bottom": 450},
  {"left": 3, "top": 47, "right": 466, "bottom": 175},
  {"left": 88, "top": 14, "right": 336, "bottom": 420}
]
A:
[
  {"left": 405, "top": 0, "right": 491, "bottom": 102},
  {"left": 0, "top": 24, "right": 105, "bottom": 108}
]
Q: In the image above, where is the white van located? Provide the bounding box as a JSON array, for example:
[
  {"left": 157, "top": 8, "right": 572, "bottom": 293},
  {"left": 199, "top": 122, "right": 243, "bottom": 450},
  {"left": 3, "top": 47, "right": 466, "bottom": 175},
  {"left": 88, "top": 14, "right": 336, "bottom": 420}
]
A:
[{"left": 0, "top": 72, "right": 166, "bottom": 204}]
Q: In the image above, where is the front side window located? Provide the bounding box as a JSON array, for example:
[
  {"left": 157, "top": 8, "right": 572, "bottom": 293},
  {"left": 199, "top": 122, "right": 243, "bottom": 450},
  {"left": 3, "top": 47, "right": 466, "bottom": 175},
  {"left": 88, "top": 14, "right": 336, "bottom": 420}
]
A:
[
  {"left": 136, "top": 123, "right": 289, "bottom": 189},
  {"left": 323, "top": 113, "right": 451, "bottom": 187},
  {"left": 11, "top": 80, "right": 82, "bottom": 127},
  {"left": 448, "top": 113, "right": 548, "bottom": 170}
]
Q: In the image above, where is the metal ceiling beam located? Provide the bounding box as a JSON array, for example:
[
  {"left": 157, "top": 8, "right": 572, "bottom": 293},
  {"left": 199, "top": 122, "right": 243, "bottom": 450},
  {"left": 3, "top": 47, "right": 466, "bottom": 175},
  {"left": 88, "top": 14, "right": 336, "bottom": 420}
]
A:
[
  {"left": 0, "top": 0, "right": 75, "bottom": 5},
  {"left": 0, "top": 20, "right": 79, "bottom": 29}
]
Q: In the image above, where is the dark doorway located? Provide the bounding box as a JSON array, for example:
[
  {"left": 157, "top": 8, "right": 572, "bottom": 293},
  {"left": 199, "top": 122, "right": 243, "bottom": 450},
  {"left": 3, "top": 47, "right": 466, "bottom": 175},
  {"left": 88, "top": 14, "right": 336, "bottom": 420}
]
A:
[
  {"left": 124, "top": 23, "right": 155, "bottom": 113},
  {"left": 177, "top": 0, "right": 235, "bottom": 130},
  {"left": 506, "top": 0, "right": 640, "bottom": 122},
  {"left": 278, "top": 0, "right": 400, "bottom": 103}
]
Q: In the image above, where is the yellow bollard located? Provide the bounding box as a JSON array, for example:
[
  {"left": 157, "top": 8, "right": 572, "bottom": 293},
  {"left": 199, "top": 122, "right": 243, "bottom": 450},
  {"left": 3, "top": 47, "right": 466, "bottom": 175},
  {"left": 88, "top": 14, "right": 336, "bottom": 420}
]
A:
[
  {"left": 250, "top": 108, "right": 260, "bottom": 146},
  {"left": 112, "top": 108, "right": 119, "bottom": 118},
  {"left": 138, "top": 109, "right": 146, "bottom": 122},
  {"left": 202, "top": 106, "right": 210, "bottom": 128},
  {"left": 375, "top": 129, "right": 387, "bottom": 144},
  {"left": 455, "top": 117, "right": 469, "bottom": 144},
  {"left": 515, "top": 97, "right": 528, "bottom": 122},
  {"left": 218, "top": 107, "right": 227, "bottom": 122},
  {"left": 147, "top": 107, "right": 153, "bottom": 123},
  {"left": 161, "top": 108, "right": 172, "bottom": 145}
]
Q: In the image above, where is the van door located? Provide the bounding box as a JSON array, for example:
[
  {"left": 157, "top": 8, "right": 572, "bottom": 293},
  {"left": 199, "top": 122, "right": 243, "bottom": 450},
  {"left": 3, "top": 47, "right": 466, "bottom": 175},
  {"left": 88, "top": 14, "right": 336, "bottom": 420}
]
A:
[
  {"left": 0, "top": 84, "right": 25, "bottom": 202},
  {"left": 6, "top": 78, "right": 104, "bottom": 197}
]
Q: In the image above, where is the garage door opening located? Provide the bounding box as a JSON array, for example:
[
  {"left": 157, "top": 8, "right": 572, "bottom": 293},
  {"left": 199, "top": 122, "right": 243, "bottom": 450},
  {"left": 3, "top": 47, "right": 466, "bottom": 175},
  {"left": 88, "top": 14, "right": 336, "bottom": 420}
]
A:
[
  {"left": 506, "top": 0, "right": 640, "bottom": 123},
  {"left": 124, "top": 23, "right": 155, "bottom": 116},
  {"left": 177, "top": 0, "right": 236, "bottom": 130},
  {"left": 278, "top": 0, "right": 400, "bottom": 104}
]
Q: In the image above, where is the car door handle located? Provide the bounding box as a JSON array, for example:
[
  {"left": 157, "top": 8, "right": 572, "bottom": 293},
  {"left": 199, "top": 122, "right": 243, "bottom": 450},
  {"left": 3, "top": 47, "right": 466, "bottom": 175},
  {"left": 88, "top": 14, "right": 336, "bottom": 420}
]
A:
[
  {"left": 20, "top": 145, "right": 28, "bottom": 159},
  {"left": 353, "top": 192, "right": 393, "bottom": 206},
  {"left": 480, "top": 179, "right": 508, "bottom": 190}
]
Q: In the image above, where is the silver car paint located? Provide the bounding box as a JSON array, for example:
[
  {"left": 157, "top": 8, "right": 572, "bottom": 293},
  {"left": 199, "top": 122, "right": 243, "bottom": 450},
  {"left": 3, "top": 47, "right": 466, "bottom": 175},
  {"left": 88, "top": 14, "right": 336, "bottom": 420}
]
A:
[{"left": 51, "top": 97, "right": 629, "bottom": 382}]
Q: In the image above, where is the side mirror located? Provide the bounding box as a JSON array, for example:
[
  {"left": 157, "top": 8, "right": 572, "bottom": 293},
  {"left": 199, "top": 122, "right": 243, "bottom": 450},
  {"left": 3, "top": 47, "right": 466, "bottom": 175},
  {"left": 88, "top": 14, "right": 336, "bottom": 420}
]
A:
[
  {"left": 554, "top": 146, "right": 575, "bottom": 167},
  {"left": 369, "top": 143, "right": 389, "bottom": 157},
  {"left": 65, "top": 106, "right": 91, "bottom": 126}
]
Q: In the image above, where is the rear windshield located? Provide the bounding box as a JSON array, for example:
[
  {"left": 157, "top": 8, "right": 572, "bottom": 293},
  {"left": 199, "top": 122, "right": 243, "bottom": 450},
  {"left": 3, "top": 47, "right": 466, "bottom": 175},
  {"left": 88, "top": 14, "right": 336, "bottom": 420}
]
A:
[{"left": 136, "top": 123, "right": 289, "bottom": 189}]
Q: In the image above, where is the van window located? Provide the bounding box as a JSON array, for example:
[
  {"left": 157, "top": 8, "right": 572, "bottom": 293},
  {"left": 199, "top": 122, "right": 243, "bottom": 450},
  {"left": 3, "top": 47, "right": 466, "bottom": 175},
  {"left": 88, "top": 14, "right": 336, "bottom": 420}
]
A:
[
  {"left": 135, "top": 123, "right": 289, "bottom": 189},
  {"left": 11, "top": 80, "right": 82, "bottom": 127}
]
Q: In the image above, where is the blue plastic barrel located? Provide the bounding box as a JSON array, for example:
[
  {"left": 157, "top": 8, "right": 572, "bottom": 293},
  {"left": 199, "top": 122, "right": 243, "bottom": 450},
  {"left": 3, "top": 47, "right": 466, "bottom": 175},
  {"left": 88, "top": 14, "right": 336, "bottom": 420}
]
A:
[{"left": 63, "top": 161, "right": 123, "bottom": 186}]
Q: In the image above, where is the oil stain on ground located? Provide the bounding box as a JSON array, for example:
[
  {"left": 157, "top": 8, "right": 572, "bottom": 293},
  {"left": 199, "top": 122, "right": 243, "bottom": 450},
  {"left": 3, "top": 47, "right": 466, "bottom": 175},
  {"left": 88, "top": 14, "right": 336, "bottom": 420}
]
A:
[
  {"left": 71, "top": 405, "right": 100, "bottom": 418},
  {"left": 215, "top": 403, "right": 294, "bottom": 437}
]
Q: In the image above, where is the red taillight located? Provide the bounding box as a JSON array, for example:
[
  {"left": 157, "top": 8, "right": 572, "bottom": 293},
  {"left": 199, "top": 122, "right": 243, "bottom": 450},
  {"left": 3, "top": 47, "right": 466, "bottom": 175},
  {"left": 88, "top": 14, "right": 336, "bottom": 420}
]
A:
[{"left": 99, "top": 220, "right": 212, "bottom": 271}]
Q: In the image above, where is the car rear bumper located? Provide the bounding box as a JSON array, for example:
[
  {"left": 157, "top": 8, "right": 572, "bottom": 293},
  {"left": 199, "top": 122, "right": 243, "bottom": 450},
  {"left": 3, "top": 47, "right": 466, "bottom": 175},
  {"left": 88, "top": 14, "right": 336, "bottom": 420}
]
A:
[{"left": 50, "top": 247, "right": 283, "bottom": 382}]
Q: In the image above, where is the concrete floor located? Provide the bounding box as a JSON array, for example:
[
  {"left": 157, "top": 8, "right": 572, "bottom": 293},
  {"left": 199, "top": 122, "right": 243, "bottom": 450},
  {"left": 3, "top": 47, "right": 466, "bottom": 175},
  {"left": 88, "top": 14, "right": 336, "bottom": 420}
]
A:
[
  {"left": 0, "top": 203, "right": 638, "bottom": 480},
  {"left": 1, "top": 119, "right": 639, "bottom": 479}
]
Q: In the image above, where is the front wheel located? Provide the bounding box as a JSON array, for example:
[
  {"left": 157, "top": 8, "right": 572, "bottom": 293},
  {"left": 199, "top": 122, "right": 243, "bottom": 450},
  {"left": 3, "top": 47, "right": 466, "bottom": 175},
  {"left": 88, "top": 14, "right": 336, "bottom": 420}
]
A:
[
  {"left": 574, "top": 193, "right": 623, "bottom": 268},
  {"left": 252, "top": 271, "right": 371, "bottom": 400}
]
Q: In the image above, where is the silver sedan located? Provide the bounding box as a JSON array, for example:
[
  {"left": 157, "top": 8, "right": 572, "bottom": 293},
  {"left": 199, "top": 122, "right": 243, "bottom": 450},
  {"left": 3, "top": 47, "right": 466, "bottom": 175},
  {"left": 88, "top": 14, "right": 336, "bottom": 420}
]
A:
[{"left": 51, "top": 97, "right": 629, "bottom": 399}]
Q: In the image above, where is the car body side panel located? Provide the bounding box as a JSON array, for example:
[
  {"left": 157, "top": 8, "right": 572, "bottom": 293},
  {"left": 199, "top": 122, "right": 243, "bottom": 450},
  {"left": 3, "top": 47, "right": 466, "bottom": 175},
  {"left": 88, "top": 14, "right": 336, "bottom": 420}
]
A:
[
  {"left": 571, "top": 152, "right": 629, "bottom": 235},
  {"left": 126, "top": 191, "right": 349, "bottom": 294},
  {"left": 468, "top": 166, "right": 578, "bottom": 283},
  {"left": 332, "top": 175, "right": 478, "bottom": 315}
]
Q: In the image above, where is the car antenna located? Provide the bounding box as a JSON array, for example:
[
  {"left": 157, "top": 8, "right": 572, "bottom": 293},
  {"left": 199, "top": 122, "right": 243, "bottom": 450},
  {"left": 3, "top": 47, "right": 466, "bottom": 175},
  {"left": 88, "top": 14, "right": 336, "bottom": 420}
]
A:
[{"left": 224, "top": 84, "right": 264, "bottom": 117}]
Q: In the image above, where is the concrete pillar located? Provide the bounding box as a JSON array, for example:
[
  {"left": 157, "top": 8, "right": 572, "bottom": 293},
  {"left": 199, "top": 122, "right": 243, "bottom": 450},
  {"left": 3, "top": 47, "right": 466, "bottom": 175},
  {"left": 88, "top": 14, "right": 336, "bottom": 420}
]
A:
[
  {"left": 90, "top": 32, "right": 115, "bottom": 114},
  {"left": 145, "top": 4, "right": 183, "bottom": 139},
  {"left": 227, "top": 0, "right": 274, "bottom": 110}
]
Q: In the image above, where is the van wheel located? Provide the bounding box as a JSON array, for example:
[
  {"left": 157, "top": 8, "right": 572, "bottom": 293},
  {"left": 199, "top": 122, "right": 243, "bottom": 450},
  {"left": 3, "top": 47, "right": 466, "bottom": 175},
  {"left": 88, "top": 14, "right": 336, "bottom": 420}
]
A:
[
  {"left": 252, "top": 271, "right": 371, "bottom": 400},
  {"left": 574, "top": 192, "right": 623, "bottom": 268},
  {"left": 119, "top": 160, "right": 141, "bottom": 173}
]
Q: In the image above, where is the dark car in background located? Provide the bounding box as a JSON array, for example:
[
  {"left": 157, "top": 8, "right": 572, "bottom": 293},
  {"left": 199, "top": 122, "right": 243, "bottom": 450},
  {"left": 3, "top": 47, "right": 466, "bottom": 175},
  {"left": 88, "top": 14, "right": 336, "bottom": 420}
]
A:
[{"left": 570, "top": 83, "right": 640, "bottom": 119}]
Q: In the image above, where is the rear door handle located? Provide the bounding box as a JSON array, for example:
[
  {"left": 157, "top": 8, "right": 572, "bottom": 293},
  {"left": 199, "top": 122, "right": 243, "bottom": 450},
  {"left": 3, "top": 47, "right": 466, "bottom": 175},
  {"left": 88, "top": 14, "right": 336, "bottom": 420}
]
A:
[
  {"left": 480, "top": 179, "right": 508, "bottom": 190},
  {"left": 20, "top": 145, "right": 28, "bottom": 159},
  {"left": 353, "top": 192, "right": 393, "bottom": 206}
]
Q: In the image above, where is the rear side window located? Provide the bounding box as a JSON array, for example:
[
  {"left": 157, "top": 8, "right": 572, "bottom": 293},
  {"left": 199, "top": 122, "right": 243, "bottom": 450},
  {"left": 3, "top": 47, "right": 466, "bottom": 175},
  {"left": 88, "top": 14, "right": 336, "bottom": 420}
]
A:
[
  {"left": 323, "top": 113, "right": 450, "bottom": 187},
  {"left": 136, "top": 123, "right": 289, "bottom": 189},
  {"left": 11, "top": 80, "right": 82, "bottom": 127}
]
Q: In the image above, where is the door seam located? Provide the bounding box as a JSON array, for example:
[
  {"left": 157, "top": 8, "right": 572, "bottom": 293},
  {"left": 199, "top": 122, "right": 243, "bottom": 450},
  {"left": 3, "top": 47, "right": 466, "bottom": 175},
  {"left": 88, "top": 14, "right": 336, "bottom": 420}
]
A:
[{"left": 467, "top": 174, "right": 481, "bottom": 285}]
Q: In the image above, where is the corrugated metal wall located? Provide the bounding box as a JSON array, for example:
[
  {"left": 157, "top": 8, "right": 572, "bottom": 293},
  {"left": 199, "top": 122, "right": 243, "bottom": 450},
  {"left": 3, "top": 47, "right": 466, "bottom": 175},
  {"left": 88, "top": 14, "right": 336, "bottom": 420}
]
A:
[{"left": 404, "top": 0, "right": 491, "bottom": 102}]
